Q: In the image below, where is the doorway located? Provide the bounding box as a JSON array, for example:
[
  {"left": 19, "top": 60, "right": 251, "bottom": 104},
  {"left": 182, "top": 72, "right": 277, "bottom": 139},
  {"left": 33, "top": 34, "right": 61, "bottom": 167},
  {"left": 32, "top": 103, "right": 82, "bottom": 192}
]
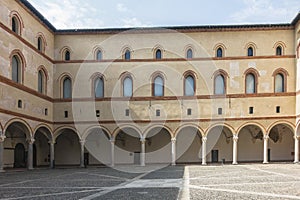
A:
[
  {"left": 211, "top": 150, "right": 219, "bottom": 163},
  {"left": 14, "top": 143, "right": 26, "bottom": 168}
]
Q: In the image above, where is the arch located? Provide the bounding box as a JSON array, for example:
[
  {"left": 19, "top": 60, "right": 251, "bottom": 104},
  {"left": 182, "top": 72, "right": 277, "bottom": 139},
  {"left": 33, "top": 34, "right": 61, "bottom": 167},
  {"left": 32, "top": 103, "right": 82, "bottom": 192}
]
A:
[
  {"left": 273, "top": 41, "right": 286, "bottom": 56},
  {"left": 37, "top": 66, "right": 48, "bottom": 94},
  {"left": 53, "top": 126, "right": 81, "bottom": 141},
  {"left": 244, "top": 68, "right": 259, "bottom": 94},
  {"left": 143, "top": 125, "right": 173, "bottom": 139},
  {"left": 33, "top": 124, "right": 53, "bottom": 139},
  {"left": 214, "top": 43, "right": 227, "bottom": 58},
  {"left": 112, "top": 124, "right": 142, "bottom": 139},
  {"left": 4, "top": 118, "right": 33, "bottom": 139},
  {"left": 93, "top": 46, "right": 104, "bottom": 61},
  {"left": 152, "top": 45, "right": 164, "bottom": 59},
  {"left": 34, "top": 125, "right": 53, "bottom": 145},
  {"left": 82, "top": 125, "right": 111, "bottom": 141},
  {"left": 267, "top": 121, "right": 295, "bottom": 134},
  {"left": 205, "top": 123, "right": 236, "bottom": 137},
  {"left": 152, "top": 73, "right": 164, "bottom": 97},
  {"left": 90, "top": 72, "right": 106, "bottom": 97},
  {"left": 174, "top": 124, "right": 204, "bottom": 138},
  {"left": 237, "top": 122, "right": 266, "bottom": 136},
  {"left": 184, "top": 45, "right": 195, "bottom": 59},
  {"left": 245, "top": 42, "right": 257, "bottom": 56},
  {"left": 36, "top": 32, "right": 47, "bottom": 53},
  {"left": 121, "top": 46, "right": 132, "bottom": 60},
  {"left": 183, "top": 73, "right": 196, "bottom": 96},
  {"left": 0, "top": 122, "right": 3, "bottom": 134},
  {"left": 213, "top": 69, "right": 228, "bottom": 95},
  {"left": 60, "top": 46, "right": 72, "bottom": 61},
  {"left": 272, "top": 68, "right": 289, "bottom": 93},
  {"left": 9, "top": 11, "right": 24, "bottom": 35},
  {"left": 10, "top": 49, "right": 26, "bottom": 84}
]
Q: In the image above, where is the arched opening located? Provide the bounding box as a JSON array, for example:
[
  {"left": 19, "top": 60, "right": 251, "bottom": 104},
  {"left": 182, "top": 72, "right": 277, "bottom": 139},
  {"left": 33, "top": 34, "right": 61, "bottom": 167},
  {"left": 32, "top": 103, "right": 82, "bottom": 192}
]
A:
[
  {"left": 186, "top": 49, "right": 193, "bottom": 59},
  {"left": 96, "top": 50, "right": 102, "bottom": 61},
  {"left": 4, "top": 121, "right": 31, "bottom": 168},
  {"left": 155, "top": 49, "right": 162, "bottom": 59},
  {"left": 124, "top": 49, "right": 131, "bottom": 60},
  {"left": 214, "top": 74, "right": 225, "bottom": 95},
  {"left": 247, "top": 47, "right": 254, "bottom": 56},
  {"left": 63, "top": 77, "right": 72, "bottom": 99},
  {"left": 216, "top": 47, "right": 223, "bottom": 58},
  {"left": 184, "top": 75, "right": 195, "bottom": 96},
  {"left": 238, "top": 125, "right": 264, "bottom": 162},
  {"left": 152, "top": 75, "right": 164, "bottom": 97},
  {"left": 114, "top": 128, "right": 141, "bottom": 164},
  {"left": 94, "top": 77, "right": 104, "bottom": 98},
  {"left": 207, "top": 126, "right": 233, "bottom": 163},
  {"left": 12, "top": 55, "right": 22, "bottom": 83},
  {"left": 12, "top": 16, "right": 20, "bottom": 35},
  {"left": 145, "top": 127, "right": 172, "bottom": 164},
  {"left": 84, "top": 128, "right": 111, "bottom": 166},
  {"left": 245, "top": 73, "right": 256, "bottom": 94},
  {"left": 34, "top": 127, "right": 52, "bottom": 167},
  {"left": 55, "top": 129, "right": 80, "bottom": 166},
  {"left": 276, "top": 46, "right": 282, "bottom": 56},
  {"left": 275, "top": 73, "right": 284, "bottom": 93},
  {"left": 37, "top": 37, "right": 43, "bottom": 52},
  {"left": 268, "top": 124, "right": 294, "bottom": 162},
  {"left": 65, "top": 50, "right": 70, "bottom": 61},
  {"left": 123, "top": 76, "right": 133, "bottom": 97},
  {"left": 176, "top": 127, "right": 202, "bottom": 164},
  {"left": 38, "top": 69, "right": 47, "bottom": 94}
]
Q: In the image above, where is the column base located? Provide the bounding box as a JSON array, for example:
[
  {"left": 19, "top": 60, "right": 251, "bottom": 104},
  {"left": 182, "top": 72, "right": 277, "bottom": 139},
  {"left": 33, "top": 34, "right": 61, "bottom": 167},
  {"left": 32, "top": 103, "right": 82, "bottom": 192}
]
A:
[
  {"left": 28, "top": 167, "right": 34, "bottom": 170},
  {"left": 263, "top": 161, "right": 269, "bottom": 164},
  {"left": 0, "top": 169, "right": 5, "bottom": 173},
  {"left": 202, "top": 163, "right": 207, "bottom": 166},
  {"left": 294, "top": 161, "right": 299, "bottom": 164},
  {"left": 171, "top": 163, "right": 176, "bottom": 166},
  {"left": 232, "top": 162, "right": 238, "bottom": 165}
]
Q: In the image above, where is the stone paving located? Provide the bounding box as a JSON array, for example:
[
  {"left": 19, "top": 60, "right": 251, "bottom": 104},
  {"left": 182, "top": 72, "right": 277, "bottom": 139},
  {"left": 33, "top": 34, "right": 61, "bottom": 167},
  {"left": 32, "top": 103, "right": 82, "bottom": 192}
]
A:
[{"left": 0, "top": 163, "right": 299, "bottom": 199}]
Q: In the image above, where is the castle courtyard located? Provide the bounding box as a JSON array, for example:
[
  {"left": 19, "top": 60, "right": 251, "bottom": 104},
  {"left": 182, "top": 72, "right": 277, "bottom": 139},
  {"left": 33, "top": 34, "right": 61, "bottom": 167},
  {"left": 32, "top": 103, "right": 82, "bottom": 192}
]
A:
[{"left": 0, "top": 163, "right": 299, "bottom": 200}]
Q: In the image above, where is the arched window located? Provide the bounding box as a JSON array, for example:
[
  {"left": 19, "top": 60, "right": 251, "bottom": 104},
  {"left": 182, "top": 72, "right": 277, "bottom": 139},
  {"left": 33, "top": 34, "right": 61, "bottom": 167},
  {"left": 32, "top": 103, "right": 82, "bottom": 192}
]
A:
[
  {"left": 275, "top": 73, "right": 284, "bottom": 93},
  {"left": 63, "top": 77, "right": 72, "bottom": 99},
  {"left": 186, "top": 49, "right": 193, "bottom": 59},
  {"left": 37, "top": 37, "right": 43, "bottom": 52},
  {"left": 247, "top": 47, "right": 254, "bottom": 56},
  {"left": 12, "top": 17, "right": 19, "bottom": 34},
  {"left": 184, "top": 75, "right": 195, "bottom": 96},
  {"left": 65, "top": 50, "right": 70, "bottom": 61},
  {"left": 214, "top": 75, "right": 225, "bottom": 95},
  {"left": 155, "top": 49, "right": 162, "bottom": 59},
  {"left": 124, "top": 50, "right": 131, "bottom": 60},
  {"left": 94, "top": 77, "right": 104, "bottom": 98},
  {"left": 123, "top": 76, "right": 133, "bottom": 97},
  {"left": 153, "top": 76, "right": 164, "bottom": 96},
  {"left": 276, "top": 46, "right": 282, "bottom": 56},
  {"left": 245, "top": 73, "right": 256, "bottom": 94},
  {"left": 12, "top": 55, "right": 21, "bottom": 83},
  {"left": 216, "top": 48, "right": 223, "bottom": 58},
  {"left": 96, "top": 50, "right": 102, "bottom": 61},
  {"left": 38, "top": 70, "right": 46, "bottom": 94}
]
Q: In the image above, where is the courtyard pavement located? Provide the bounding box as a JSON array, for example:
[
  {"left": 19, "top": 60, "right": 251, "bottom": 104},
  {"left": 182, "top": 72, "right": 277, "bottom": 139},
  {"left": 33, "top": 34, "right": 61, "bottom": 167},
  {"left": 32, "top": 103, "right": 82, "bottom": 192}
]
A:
[{"left": 0, "top": 163, "right": 299, "bottom": 199}]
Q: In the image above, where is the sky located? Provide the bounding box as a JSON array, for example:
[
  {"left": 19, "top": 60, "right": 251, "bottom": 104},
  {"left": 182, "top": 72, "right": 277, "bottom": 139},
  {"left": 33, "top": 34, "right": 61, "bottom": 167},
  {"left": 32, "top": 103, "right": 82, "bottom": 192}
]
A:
[{"left": 27, "top": 0, "right": 300, "bottom": 29}]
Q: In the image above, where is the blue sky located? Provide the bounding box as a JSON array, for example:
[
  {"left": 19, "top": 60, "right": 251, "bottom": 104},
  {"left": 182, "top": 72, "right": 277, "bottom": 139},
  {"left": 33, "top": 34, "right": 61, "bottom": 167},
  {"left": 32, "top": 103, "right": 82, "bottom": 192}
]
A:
[{"left": 27, "top": 0, "right": 299, "bottom": 29}]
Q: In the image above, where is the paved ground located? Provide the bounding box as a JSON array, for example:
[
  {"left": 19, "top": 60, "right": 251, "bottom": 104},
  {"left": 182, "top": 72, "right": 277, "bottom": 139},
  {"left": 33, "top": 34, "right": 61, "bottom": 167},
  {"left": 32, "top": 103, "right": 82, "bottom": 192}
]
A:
[{"left": 0, "top": 163, "right": 299, "bottom": 199}]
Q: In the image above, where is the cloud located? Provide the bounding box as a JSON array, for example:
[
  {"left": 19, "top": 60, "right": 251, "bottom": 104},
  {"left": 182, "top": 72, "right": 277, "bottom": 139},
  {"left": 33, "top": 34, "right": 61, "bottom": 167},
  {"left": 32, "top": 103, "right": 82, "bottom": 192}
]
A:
[
  {"left": 117, "top": 3, "right": 129, "bottom": 12},
  {"left": 121, "top": 17, "right": 151, "bottom": 28},
  {"left": 230, "top": 0, "right": 299, "bottom": 24},
  {"left": 28, "top": 0, "right": 104, "bottom": 29}
]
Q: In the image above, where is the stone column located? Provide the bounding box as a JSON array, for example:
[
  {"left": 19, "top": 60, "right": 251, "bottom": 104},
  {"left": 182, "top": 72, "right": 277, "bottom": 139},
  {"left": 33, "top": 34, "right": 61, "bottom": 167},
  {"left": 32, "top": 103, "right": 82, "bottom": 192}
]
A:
[
  {"left": 80, "top": 140, "right": 85, "bottom": 168},
  {"left": 232, "top": 135, "right": 238, "bottom": 165},
  {"left": 28, "top": 138, "right": 35, "bottom": 170},
  {"left": 140, "top": 138, "right": 146, "bottom": 166},
  {"left": 110, "top": 137, "right": 115, "bottom": 167},
  {"left": 294, "top": 136, "right": 299, "bottom": 163},
  {"left": 263, "top": 135, "right": 269, "bottom": 164},
  {"left": 202, "top": 136, "right": 207, "bottom": 165},
  {"left": 49, "top": 140, "right": 55, "bottom": 169},
  {"left": 171, "top": 138, "right": 176, "bottom": 166},
  {"left": 0, "top": 134, "right": 6, "bottom": 172}
]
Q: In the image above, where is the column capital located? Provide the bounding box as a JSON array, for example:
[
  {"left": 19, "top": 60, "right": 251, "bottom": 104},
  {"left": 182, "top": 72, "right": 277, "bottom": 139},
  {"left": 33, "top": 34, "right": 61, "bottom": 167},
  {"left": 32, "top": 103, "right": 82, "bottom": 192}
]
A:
[
  {"left": 171, "top": 138, "right": 176, "bottom": 143},
  {"left": 110, "top": 137, "right": 115, "bottom": 143},
  {"left": 263, "top": 135, "right": 269, "bottom": 140},
  {"left": 28, "top": 138, "right": 35, "bottom": 144},
  {"left": 80, "top": 140, "right": 86, "bottom": 145},
  {"left": 0, "top": 135, "right": 6, "bottom": 143},
  {"left": 233, "top": 135, "right": 239, "bottom": 142},
  {"left": 202, "top": 136, "right": 207, "bottom": 142},
  {"left": 294, "top": 135, "right": 300, "bottom": 140},
  {"left": 140, "top": 138, "right": 146, "bottom": 143},
  {"left": 48, "top": 140, "right": 56, "bottom": 145}
]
